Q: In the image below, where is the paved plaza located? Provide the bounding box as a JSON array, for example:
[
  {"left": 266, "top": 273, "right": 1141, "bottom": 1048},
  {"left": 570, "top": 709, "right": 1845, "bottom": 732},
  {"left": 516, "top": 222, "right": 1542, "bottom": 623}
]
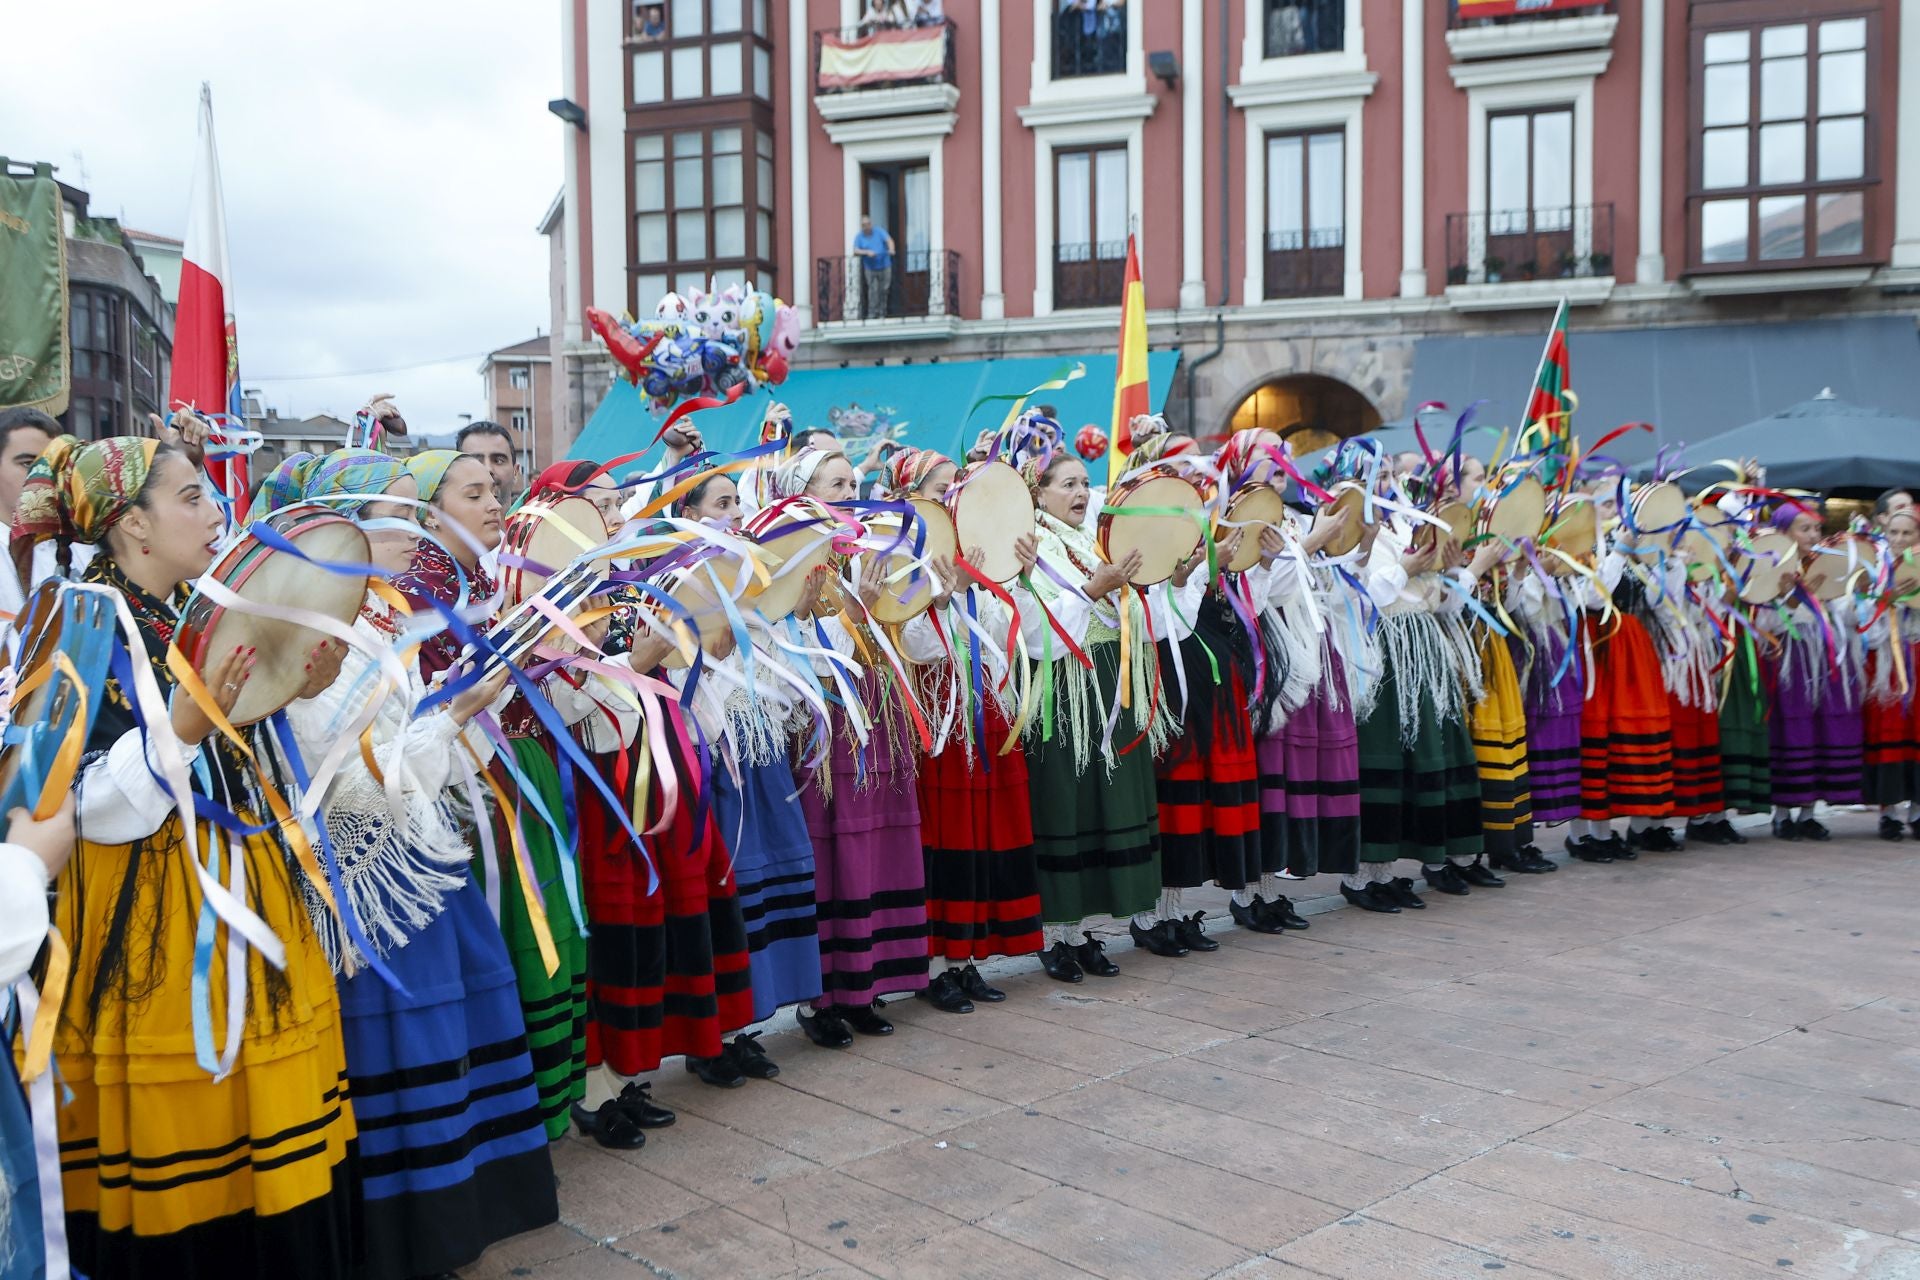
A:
[{"left": 465, "top": 812, "right": 1920, "bottom": 1280}]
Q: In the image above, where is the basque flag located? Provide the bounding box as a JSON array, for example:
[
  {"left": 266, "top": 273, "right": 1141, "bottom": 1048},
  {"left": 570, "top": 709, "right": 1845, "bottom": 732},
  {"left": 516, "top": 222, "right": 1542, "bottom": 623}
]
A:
[{"left": 168, "top": 83, "right": 249, "bottom": 519}]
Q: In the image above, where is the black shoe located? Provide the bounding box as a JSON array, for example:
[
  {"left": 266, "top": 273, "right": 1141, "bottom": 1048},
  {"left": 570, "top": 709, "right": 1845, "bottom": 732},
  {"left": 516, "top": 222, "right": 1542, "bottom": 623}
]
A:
[
  {"left": 1129, "top": 919, "right": 1190, "bottom": 957},
  {"left": 1520, "top": 844, "right": 1558, "bottom": 871},
  {"left": 1488, "top": 848, "right": 1525, "bottom": 873},
  {"left": 1425, "top": 865, "right": 1470, "bottom": 896},
  {"left": 1231, "top": 895, "right": 1288, "bottom": 935},
  {"left": 797, "top": 1007, "right": 854, "bottom": 1049},
  {"left": 1458, "top": 860, "right": 1505, "bottom": 888},
  {"left": 614, "top": 1081, "right": 677, "bottom": 1127},
  {"left": 1910, "top": 819, "right": 1920, "bottom": 842},
  {"left": 1717, "top": 818, "right": 1748, "bottom": 845},
  {"left": 917, "top": 970, "right": 976, "bottom": 1014},
  {"left": 1340, "top": 882, "right": 1400, "bottom": 913},
  {"left": 686, "top": 1052, "right": 747, "bottom": 1088},
  {"left": 1566, "top": 836, "right": 1615, "bottom": 863},
  {"left": 726, "top": 1032, "right": 780, "bottom": 1080},
  {"left": 1796, "top": 817, "right": 1831, "bottom": 842},
  {"left": 1040, "top": 941, "right": 1084, "bottom": 983},
  {"left": 1687, "top": 820, "right": 1728, "bottom": 846},
  {"left": 957, "top": 963, "right": 1006, "bottom": 1003},
  {"left": 1384, "top": 877, "right": 1428, "bottom": 909},
  {"left": 1639, "top": 826, "right": 1683, "bottom": 853},
  {"left": 1174, "top": 911, "right": 1220, "bottom": 952},
  {"left": 842, "top": 1001, "right": 895, "bottom": 1036},
  {"left": 1073, "top": 933, "right": 1121, "bottom": 976},
  {"left": 572, "top": 1100, "right": 645, "bottom": 1150},
  {"left": 1270, "top": 894, "right": 1311, "bottom": 929},
  {"left": 1772, "top": 816, "right": 1804, "bottom": 842},
  {"left": 1604, "top": 832, "right": 1637, "bottom": 860},
  {"left": 1881, "top": 815, "right": 1908, "bottom": 842}
]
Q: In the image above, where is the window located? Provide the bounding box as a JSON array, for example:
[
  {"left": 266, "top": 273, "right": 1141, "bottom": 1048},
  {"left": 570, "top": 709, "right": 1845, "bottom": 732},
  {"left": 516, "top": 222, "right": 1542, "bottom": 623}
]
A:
[
  {"left": 1483, "top": 105, "right": 1577, "bottom": 278},
  {"left": 1053, "top": 0, "right": 1127, "bottom": 79},
  {"left": 1264, "top": 0, "right": 1345, "bottom": 57},
  {"left": 1054, "top": 145, "right": 1128, "bottom": 307},
  {"left": 510, "top": 411, "right": 529, "bottom": 432},
  {"left": 1691, "top": 8, "right": 1874, "bottom": 270},
  {"left": 1265, "top": 130, "right": 1344, "bottom": 298},
  {"left": 629, "top": 127, "right": 775, "bottom": 309},
  {"left": 508, "top": 366, "right": 532, "bottom": 390}
]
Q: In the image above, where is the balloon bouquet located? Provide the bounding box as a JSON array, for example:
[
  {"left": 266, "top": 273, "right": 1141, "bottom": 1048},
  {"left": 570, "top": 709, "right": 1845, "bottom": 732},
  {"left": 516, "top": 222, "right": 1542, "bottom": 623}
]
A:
[{"left": 587, "top": 283, "right": 801, "bottom": 413}]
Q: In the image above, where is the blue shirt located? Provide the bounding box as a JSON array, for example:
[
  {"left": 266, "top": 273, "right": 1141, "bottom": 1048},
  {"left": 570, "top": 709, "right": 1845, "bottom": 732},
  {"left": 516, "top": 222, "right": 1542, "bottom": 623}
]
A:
[{"left": 854, "top": 227, "right": 892, "bottom": 271}]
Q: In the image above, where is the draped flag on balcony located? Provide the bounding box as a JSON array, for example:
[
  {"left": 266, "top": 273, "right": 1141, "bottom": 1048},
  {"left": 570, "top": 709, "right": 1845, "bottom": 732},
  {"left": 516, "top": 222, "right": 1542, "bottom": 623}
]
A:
[
  {"left": 169, "top": 83, "right": 250, "bottom": 520},
  {"left": 1520, "top": 296, "right": 1573, "bottom": 463},
  {"left": 1107, "top": 235, "right": 1148, "bottom": 487},
  {"left": 1455, "top": 0, "right": 1608, "bottom": 17},
  {"left": 816, "top": 25, "right": 947, "bottom": 91}
]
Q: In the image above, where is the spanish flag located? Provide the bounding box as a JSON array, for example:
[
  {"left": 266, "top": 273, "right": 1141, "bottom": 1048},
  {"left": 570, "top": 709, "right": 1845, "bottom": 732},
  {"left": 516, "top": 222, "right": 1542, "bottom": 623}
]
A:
[{"left": 1107, "top": 235, "right": 1149, "bottom": 487}]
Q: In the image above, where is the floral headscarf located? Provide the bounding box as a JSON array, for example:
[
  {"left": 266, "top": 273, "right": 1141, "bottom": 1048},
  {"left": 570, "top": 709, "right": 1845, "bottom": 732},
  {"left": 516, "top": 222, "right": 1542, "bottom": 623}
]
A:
[
  {"left": 255, "top": 447, "right": 408, "bottom": 517},
  {"left": 10, "top": 434, "right": 159, "bottom": 553},
  {"left": 404, "top": 449, "right": 463, "bottom": 503},
  {"left": 529, "top": 459, "right": 601, "bottom": 501},
  {"left": 767, "top": 446, "right": 844, "bottom": 501},
  {"left": 883, "top": 448, "right": 950, "bottom": 501}
]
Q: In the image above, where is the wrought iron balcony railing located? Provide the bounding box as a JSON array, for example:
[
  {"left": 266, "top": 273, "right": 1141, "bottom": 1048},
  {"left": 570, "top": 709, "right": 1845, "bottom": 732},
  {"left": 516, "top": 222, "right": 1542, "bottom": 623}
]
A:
[
  {"left": 1444, "top": 202, "right": 1615, "bottom": 286},
  {"left": 815, "top": 249, "right": 961, "bottom": 324}
]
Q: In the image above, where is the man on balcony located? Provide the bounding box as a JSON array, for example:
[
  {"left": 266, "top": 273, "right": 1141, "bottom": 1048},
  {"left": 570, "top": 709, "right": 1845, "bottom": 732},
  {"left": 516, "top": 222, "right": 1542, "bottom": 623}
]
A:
[{"left": 853, "top": 215, "right": 896, "bottom": 320}]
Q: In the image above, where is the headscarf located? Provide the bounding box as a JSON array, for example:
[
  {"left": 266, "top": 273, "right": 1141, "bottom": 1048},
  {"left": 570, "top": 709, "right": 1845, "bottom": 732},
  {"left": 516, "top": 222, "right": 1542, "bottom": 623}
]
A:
[
  {"left": 768, "top": 446, "right": 844, "bottom": 501},
  {"left": 404, "top": 449, "right": 463, "bottom": 503},
  {"left": 1217, "top": 428, "right": 1285, "bottom": 489},
  {"left": 883, "top": 448, "right": 950, "bottom": 501},
  {"left": 11, "top": 434, "right": 159, "bottom": 552},
  {"left": 255, "top": 448, "right": 407, "bottom": 517},
  {"left": 529, "top": 459, "right": 601, "bottom": 501},
  {"left": 1770, "top": 498, "right": 1819, "bottom": 531}
]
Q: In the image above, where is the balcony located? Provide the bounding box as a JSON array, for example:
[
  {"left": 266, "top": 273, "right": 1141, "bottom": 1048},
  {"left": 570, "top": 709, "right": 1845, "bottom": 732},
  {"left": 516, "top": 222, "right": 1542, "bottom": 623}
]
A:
[
  {"left": 814, "top": 249, "right": 962, "bottom": 341},
  {"left": 812, "top": 19, "right": 959, "bottom": 126},
  {"left": 1053, "top": 240, "right": 1127, "bottom": 310},
  {"left": 1443, "top": 203, "right": 1616, "bottom": 310},
  {"left": 1264, "top": 229, "right": 1346, "bottom": 300},
  {"left": 1446, "top": 0, "right": 1616, "bottom": 60},
  {"left": 1052, "top": 2, "right": 1128, "bottom": 79}
]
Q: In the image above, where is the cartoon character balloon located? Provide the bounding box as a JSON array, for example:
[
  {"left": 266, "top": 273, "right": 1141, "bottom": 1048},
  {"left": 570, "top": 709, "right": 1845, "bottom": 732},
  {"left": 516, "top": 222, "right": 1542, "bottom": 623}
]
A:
[{"left": 587, "top": 280, "right": 800, "bottom": 415}]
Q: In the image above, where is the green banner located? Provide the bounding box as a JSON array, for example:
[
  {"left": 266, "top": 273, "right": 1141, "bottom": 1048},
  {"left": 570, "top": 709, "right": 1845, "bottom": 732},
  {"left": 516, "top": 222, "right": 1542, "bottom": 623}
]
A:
[{"left": 0, "top": 162, "right": 69, "bottom": 415}]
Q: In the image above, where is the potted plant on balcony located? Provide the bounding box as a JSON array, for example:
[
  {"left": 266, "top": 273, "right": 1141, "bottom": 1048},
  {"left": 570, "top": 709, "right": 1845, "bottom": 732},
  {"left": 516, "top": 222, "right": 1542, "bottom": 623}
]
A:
[
  {"left": 1484, "top": 255, "right": 1506, "bottom": 283},
  {"left": 1447, "top": 263, "right": 1469, "bottom": 286},
  {"left": 1517, "top": 258, "right": 1539, "bottom": 281},
  {"left": 1588, "top": 251, "right": 1612, "bottom": 276},
  {"left": 1557, "top": 249, "right": 1581, "bottom": 278}
]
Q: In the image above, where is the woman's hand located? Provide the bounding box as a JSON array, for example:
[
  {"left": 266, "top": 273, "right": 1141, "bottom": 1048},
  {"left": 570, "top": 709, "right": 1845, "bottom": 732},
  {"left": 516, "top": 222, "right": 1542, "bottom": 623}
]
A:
[
  {"left": 172, "top": 645, "right": 255, "bottom": 744},
  {"left": 1258, "top": 524, "right": 1292, "bottom": 567},
  {"left": 625, "top": 629, "right": 678, "bottom": 674},
  {"left": 1467, "top": 542, "right": 1503, "bottom": 579},
  {"left": 296, "top": 638, "right": 347, "bottom": 701},
  {"left": 8, "top": 792, "right": 75, "bottom": 883},
  {"left": 449, "top": 665, "right": 512, "bottom": 726},
  {"left": 1012, "top": 532, "right": 1039, "bottom": 577},
  {"left": 854, "top": 554, "right": 887, "bottom": 609},
  {"left": 1401, "top": 538, "right": 1438, "bottom": 576},
  {"left": 1304, "top": 504, "right": 1353, "bottom": 555},
  {"left": 1083, "top": 550, "right": 1141, "bottom": 599}
]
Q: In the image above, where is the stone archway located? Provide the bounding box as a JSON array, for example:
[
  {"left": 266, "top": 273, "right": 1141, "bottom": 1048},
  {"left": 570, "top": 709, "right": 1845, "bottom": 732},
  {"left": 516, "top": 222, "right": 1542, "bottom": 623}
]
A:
[{"left": 1225, "top": 372, "right": 1384, "bottom": 456}]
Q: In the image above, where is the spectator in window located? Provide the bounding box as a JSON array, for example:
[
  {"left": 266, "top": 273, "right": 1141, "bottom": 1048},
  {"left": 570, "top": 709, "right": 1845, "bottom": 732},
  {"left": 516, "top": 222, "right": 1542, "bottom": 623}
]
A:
[
  {"left": 852, "top": 215, "right": 896, "bottom": 320},
  {"left": 636, "top": 3, "right": 666, "bottom": 41},
  {"left": 912, "top": 0, "right": 944, "bottom": 26}
]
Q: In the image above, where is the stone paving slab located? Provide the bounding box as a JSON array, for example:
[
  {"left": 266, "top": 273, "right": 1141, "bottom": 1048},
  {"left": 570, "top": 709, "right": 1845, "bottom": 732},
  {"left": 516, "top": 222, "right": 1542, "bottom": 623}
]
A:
[{"left": 465, "top": 813, "right": 1920, "bottom": 1279}]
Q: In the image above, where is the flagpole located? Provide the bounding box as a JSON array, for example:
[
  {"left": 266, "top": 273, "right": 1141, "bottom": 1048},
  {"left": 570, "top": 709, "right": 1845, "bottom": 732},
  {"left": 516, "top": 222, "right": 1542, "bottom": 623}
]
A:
[{"left": 1517, "top": 296, "right": 1569, "bottom": 452}]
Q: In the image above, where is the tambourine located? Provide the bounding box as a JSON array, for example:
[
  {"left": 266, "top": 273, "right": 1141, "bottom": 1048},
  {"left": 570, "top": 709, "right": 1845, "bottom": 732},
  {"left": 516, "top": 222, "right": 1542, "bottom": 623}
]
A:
[
  {"left": 0, "top": 581, "right": 118, "bottom": 818},
  {"left": 746, "top": 497, "right": 850, "bottom": 623},
  {"left": 1627, "top": 480, "right": 1690, "bottom": 546},
  {"left": 1099, "top": 470, "right": 1205, "bottom": 587},
  {"left": 500, "top": 496, "right": 610, "bottom": 610},
  {"left": 471, "top": 562, "right": 608, "bottom": 674},
  {"left": 1543, "top": 494, "right": 1598, "bottom": 576},
  {"left": 1735, "top": 530, "right": 1800, "bottom": 605},
  {"left": 1422, "top": 500, "right": 1475, "bottom": 552},
  {"left": 1681, "top": 500, "right": 1738, "bottom": 583},
  {"left": 1218, "top": 484, "right": 1289, "bottom": 572},
  {"left": 1802, "top": 533, "right": 1879, "bottom": 603},
  {"left": 1478, "top": 474, "right": 1547, "bottom": 545},
  {"left": 1312, "top": 482, "right": 1372, "bottom": 558},
  {"left": 651, "top": 555, "right": 755, "bottom": 669},
  {"left": 943, "top": 460, "right": 1034, "bottom": 585},
  {"left": 176, "top": 504, "right": 372, "bottom": 726},
  {"left": 865, "top": 499, "right": 958, "bottom": 626}
]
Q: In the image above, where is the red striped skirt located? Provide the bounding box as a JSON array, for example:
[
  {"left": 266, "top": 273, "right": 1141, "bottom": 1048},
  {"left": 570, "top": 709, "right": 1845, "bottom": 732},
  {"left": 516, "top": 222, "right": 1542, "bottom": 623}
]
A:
[
  {"left": 1667, "top": 691, "right": 1725, "bottom": 818},
  {"left": 1580, "top": 613, "right": 1675, "bottom": 819},
  {"left": 918, "top": 698, "right": 1044, "bottom": 962}
]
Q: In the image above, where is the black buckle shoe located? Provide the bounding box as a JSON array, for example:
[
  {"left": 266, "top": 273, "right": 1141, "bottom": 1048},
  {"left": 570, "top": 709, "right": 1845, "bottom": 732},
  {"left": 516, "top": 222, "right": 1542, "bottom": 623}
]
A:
[
  {"left": 1426, "top": 865, "right": 1470, "bottom": 896},
  {"left": 1687, "top": 820, "right": 1726, "bottom": 846},
  {"left": 1384, "top": 876, "right": 1428, "bottom": 909},
  {"left": 1796, "top": 817, "right": 1831, "bottom": 842},
  {"left": 1881, "top": 815, "right": 1908, "bottom": 842},
  {"left": 917, "top": 969, "right": 976, "bottom": 1014},
  {"left": 1772, "top": 816, "right": 1804, "bottom": 842},
  {"left": 726, "top": 1032, "right": 780, "bottom": 1080},
  {"left": 1639, "top": 826, "right": 1683, "bottom": 853},
  {"left": 957, "top": 963, "right": 1006, "bottom": 1003},
  {"left": 1230, "top": 895, "right": 1288, "bottom": 935},
  {"left": 615, "top": 1080, "right": 678, "bottom": 1126},
  {"left": 1340, "top": 882, "right": 1400, "bottom": 913},
  {"left": 842, "top": 1001, "right": 896, "bottom": 1036},
  {"left": 797, "top": 1007, "right": 854, "bottom": 1049},
  {"left": 687, "top": 1051, "right": 747, "bottom": 1088},
  {"left": 1715, "top": 818, "right": 1748, "bottom": 845},
  {"left": 572, "top": 1100, "right": 646, "bottom": 1150},
  {"left": 1270, "top": 894, "right": 1310, "bottom": 929},
  {"left": 1566, "top": 836, "right": 1615, "bottom": 863},
  {"left": 1605, "top": 832, "right": 1637, "bottom": 860},
  {"left": 1458, "top": 860, "right": 1506, "bottom": 888},
  {"left": 1174, "top": 911, "right": 1220, "bottom": 952},
  {"left": 1129, "top": 919, "right": 1190, "bottom": 957},
  {"left": 1073, "top": 933, "right": 1120, "bottom": 976},
  {"left": 1040, "top": 940, "right": 1085, "bottom": 983}
]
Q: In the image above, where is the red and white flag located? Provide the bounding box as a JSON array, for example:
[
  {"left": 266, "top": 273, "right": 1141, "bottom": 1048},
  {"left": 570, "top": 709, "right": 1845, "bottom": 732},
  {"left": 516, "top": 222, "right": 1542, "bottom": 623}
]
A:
[{"left": 168, "top": 83, "right": 248, "bottom": 518}]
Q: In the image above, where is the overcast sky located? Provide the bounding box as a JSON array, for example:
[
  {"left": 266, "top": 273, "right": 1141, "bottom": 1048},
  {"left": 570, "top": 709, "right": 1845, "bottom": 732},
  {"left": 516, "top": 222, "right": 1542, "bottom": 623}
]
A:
[{"left": 4, "top": 0, "right": 561, "bottom": 435}]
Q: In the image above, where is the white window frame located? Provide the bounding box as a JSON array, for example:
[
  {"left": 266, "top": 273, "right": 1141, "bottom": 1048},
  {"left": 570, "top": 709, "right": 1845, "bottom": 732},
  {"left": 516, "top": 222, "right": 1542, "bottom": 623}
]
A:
[
  {"left": 836, "top": 130, "right": 946, "bottom": 307},
  {"left": 1030, "top": 119, "right": 1145, "bottom": 317},
  {"left": 1030, "top": 0, "right": 1146, "bottom": 107},
  {"left": 1240, "top": 0, "right": 1368, "bottom": 85},
  {"left": 1242, "top": 97, "right": 1366, "bottom": 303}
]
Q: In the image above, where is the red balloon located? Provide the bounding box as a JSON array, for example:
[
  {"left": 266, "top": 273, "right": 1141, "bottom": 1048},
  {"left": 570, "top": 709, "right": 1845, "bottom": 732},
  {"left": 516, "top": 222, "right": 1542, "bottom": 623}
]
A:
[{"left": 1075, "top": 425, "right": 1109, "bottom": 460}]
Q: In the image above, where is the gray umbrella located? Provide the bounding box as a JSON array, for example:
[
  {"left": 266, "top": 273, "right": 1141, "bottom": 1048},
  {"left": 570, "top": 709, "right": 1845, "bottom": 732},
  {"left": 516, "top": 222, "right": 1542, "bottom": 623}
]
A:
[{"left": 1628, "top": 389, "right": 1920, "bottom": 490}]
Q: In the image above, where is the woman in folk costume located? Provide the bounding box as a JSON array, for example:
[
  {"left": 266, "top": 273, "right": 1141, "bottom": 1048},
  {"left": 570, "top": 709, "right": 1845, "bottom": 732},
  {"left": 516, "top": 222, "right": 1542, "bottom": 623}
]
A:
[
  {"left": 1009, "top": 423, "right": 1170, "bottom": 978},
  {"left": 1345, "top": 473, "right": 1499, "bottom": 911},
  {"left": 772, "top": 445, "right": 932, "bottom": 1048},
  {"left": 523, "top": 461, "right": 755, "bottom": 1106},
  {"left": 13, "top": 437, "right": 357, "bottom": 1276},
  {"left": 666, "top": 468, "right": 824, "bottom": 1072},
  {"left": 1863, "top": 508, "right": 1920, "bottom": 840},
  {"left": 393, "top": 450, "right": 595, "bottom": 1144},
  {"left": 887, "top": 448, "right": 1044, "bottom": 1013},
  {"left": 1759, "top": 499, "right": 1864, "bottom": 841},
  {"left": 257, "top": 450, "right": 556, "bottom": 1280},
  {"left": 1507, "top": 527, "right": 1585, "bottom": 861}
]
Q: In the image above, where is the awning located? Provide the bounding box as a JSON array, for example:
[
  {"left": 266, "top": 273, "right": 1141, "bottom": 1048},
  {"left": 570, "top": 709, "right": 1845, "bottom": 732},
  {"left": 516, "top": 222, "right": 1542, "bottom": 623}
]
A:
[
  {"left": 567, "top": 349, "right": 1183, "bottom": 472},
  {"left": 1408, "top": 316, "right": 1920, "bottom": 464},
  {"left": 1629, "top": 391, "right": 1920, "bottom": 491}
]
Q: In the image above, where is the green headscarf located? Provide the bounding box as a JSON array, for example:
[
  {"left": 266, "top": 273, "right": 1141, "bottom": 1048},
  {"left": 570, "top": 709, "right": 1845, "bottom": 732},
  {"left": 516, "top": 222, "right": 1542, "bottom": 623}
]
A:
[
  {"left": 256, "top": 448, "right": 409, "bottom": 516},
  {"left": 404, "top": 449, "right": 462, "bottom": 503}
]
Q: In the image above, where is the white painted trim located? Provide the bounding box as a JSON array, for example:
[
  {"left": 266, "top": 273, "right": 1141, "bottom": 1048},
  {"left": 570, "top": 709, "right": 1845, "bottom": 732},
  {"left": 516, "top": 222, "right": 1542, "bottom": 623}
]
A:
[
  {"left": 1462, "top": 65, "right": 1605, "bottom": 277},
  {"left": 1016, "top": 92, "right": 1158, "bottom": 129},
  {"left": 1239, "top": 94, "right": 1370, "bottom": 304},
  {"left": 788, "top": 0, "right": 813, "bottom": 326},
  {"left": 1226, "top": 69, "right": 1379, "bottom": 109},
  {"left": 822, "top": 111, "right": 958, "bottom": 145},
  {"left": 980, "top": 0, "right": 1004, "bottom": 319},
  {"left": 1028, "top": 117, "right": 1147, "bottom": 318},
  {"left": 1635, "top": 0, "right": 1665, "bottom": 283},
  {"left": 1686, "top": 267, "right": 1873, "bottom": 296},
  {"left": 585, "top": 0, "right": 627, "bottom": 315},
  {"left": 1448, "top": 47, "right": 1613, "bottom": 90},
  {"left": 1239, "top": 0, "right": 1367, "bottom": 83},
  {"left": 837, "top": 131, "right": 945, "bottom": 288},
  {"left": 559, "top": 0, "right": 583, "bottom": 343},
  {"left": 1029, "top": 0, "right": 1147, "bottom": 107},
  {"left": 1446, "top": 13, "right": 1617, "bottom": 61},
  {"left": 1445, "top": 276, "right": 1615, "bottom": 311},
  {"left": 813, "top": 82, "right": 961, "bottom": 122},
  {"left": 812, "top": 316, "right": 965, "bottom": 342},
  {"left": 1895, "top": 0, "right": 1920, "bottom": 269},
  {"left": 1399, "top": 0, "right": 1426, "bottom": 296},
  {"left": 1181, "top": 0, "right": 1206, "bottom": 310}
]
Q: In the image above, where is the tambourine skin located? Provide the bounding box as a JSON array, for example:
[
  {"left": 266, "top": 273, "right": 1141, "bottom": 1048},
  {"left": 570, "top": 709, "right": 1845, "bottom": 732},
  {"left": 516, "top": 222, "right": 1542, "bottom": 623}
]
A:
[
  {"left": 1099, "top": 472, "right": 1205, "bottom": 587},
  {"left": 501, "top": 496, "right": 610, "bottom": 610},
  {"left": 1803, "top": 534, "right": 1879, "bottom": 602},
  {"left": 746, "top": 498, "right": 846, "bottom": 624},
  {"left": 944, "top": 460, "right": 1035, "bottom": 585},
  {"left": 1735, "top": 530, "right": 1800, "bottom": 605},
  {"left": 1543, "top": 495, "right": 1598, "bottom": 576},
  {"left": 1478, "top": 475, "right": 1547, "bottom": 545},
  {"left": 1314, "top": 484, "right": 1370, "bottom": 558},
  {"left": 866, "top": 499, "right": 959, "bottom": 626},
  {"left": 1219, "top": 484, "right": 1288, "bottom": 572},
  {"left": 175, "top": 504, "right": 372, "bottom": 727}
]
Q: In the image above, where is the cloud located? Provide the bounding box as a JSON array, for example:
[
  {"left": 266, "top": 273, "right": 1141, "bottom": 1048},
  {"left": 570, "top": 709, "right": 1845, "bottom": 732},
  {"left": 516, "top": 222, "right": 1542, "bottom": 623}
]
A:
[{"left": 2, "top": 0, "right": 562, "bottom": 435}]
